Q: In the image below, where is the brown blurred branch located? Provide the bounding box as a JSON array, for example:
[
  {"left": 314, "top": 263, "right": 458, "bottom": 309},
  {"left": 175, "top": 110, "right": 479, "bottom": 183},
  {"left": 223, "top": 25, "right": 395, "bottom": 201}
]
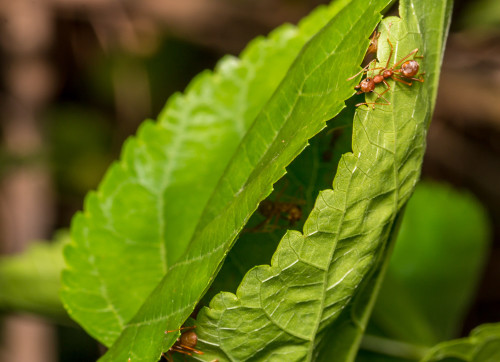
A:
[
  {"left": 0, "top": 1, "right": 56, "bottom": 361},
  {"left": 47, "top": 0, "right": 328, "bottom": 53}
]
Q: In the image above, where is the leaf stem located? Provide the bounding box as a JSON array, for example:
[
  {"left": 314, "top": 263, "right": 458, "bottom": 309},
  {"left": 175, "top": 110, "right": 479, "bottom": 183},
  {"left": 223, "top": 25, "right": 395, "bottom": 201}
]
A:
[{"left": 360, "top": 334, "right": 429, "bottom": 360}]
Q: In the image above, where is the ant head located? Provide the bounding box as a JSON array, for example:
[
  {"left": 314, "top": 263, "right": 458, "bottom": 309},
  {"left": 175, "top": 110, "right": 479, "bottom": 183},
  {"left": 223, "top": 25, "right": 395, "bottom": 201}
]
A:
[
  {"left": 287, "top": 205, "right": 302, "bottom": 223},
  {"left": 359, "top": 78, "right": 375, "bottom": 93},
  {"left": 401, "top": 60, "right": 419, "bottom": 77},
  {"left": 258, "top": 200, "right": 274, "bottom": 216}
]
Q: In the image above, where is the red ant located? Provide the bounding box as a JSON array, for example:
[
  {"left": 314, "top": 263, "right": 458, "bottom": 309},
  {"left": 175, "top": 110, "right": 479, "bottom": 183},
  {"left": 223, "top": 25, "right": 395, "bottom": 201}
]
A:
[
  {"left": 248, "top": 182, "right": 305, "bottom": 232},
  {"left": 163, "top": 326, "right": 204, "bottom": 362},
  {"left": 347, "top": 23, "right": 425, "bottom": 109},
  {"left": 253, "top": 199, "right": 303, "bottom": 232}
]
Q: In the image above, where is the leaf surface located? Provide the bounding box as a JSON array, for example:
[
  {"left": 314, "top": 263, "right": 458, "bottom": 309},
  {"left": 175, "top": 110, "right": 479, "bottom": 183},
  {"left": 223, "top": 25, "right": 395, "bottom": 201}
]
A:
[
  {"left": 317, "top": 0, "right": 453, "bottom": 359},
  {"left": 61, "top": 0, "right": 352, "bottom": 347},
  {"left": 400, "top": 0, "right": 453, "bottom": 113},
  {"left": 421, "top": 323, "right": 500, "bottom": 362},
  {"left": 100, "top": 0, "right": 392, "bottom": 360},
  {"left": 193, "top": 14, "right": 432, "bottom": 362},
  {"left": 201, "top": 107, "right": 355, "bottom": 306}
]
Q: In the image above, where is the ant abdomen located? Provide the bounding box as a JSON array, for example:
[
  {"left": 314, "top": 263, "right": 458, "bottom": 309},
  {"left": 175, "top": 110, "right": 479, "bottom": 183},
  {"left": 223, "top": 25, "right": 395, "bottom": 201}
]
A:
[
  {"left": 401, "top": 60, "right": 419, "bottom": 77},
  {"left": 179, "top": 331, "right": 198, "bottom": 349}
]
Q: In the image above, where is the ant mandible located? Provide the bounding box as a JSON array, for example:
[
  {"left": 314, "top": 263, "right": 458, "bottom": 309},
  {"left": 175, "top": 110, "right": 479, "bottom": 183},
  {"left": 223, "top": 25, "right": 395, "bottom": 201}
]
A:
[{"left": 347, "top": 23, "right": 425, "bottom": 109}]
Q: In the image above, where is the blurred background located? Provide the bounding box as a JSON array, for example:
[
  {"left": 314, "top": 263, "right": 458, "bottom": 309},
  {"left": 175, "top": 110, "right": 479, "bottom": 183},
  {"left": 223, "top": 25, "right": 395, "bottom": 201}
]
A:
[{"left": 0, "top": 0, "right": 498, "bottom": 361}]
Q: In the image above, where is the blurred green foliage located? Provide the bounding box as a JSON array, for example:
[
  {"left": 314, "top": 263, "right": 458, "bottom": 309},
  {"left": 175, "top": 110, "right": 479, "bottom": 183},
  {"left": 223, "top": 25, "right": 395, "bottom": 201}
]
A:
[
  {"left": 46, "top": 105, "right": 113, "bottom": 196},
  {"left": 460, "top": 0, "right": 500, "bottom": 30},
  {"left": 363, "top": 181, "right": 491, "bottom": 358},
  {"left": 421, "top": 323, "right": 500, "bottom": 362},
  {"left": 0, "top": 231, "right": 70, "bottom": 320}
]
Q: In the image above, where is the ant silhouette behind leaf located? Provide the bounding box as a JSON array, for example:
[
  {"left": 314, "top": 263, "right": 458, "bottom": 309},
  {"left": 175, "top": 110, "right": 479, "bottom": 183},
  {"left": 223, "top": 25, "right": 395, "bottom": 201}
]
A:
[
  {"left": 347, "top": 22, "right": 425, "bottom": 109},
  {"left": 256, "top": 199, "right": 303, "bottom": 230},
  {"left": 247, "top": 184, "right": 305, "bottom": 233}
]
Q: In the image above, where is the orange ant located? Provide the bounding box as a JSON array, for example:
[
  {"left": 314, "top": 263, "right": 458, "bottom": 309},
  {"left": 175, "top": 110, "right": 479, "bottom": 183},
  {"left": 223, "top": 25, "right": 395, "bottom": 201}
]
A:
[
  {"left": 347, "top": 24, "right": 425, "bottom": 109},
  {"left": 163, "top": 326, "right": 204, "bottom": 362},
  {"left": 366, "top": 30, "right": 380, "bottom": 55}
]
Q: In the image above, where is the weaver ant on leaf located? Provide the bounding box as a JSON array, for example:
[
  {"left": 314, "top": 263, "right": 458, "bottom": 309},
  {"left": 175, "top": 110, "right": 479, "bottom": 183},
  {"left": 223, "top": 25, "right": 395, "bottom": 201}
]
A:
[
  {"left": 162, "top": 326, "right": 207, "bottom": 362},
  {"left": 347, "top": 23, "right": 425, "bottom": 109}
]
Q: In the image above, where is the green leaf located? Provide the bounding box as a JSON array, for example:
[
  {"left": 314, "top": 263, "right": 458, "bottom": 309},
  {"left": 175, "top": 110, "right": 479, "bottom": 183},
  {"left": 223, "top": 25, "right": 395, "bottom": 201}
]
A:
[
  {"left": 421, "top": 323, "right": 500, "bottom": 362},
  {"left": 99, "top": 0, "right": 392, "bottom": 361},
  {"left": 331, "top": 1, "right": 454, "bottom": 359},
  {"left": 201, "top": 108, "right": 355, "bottom": 306},
  {"left": 371, "top": 182, "right": 491, "bottom": 345},
  {"left": 61, "top": 0, "right": 353, "bottom": 348},
  {"left": 0, "top": 231, "right": 69, "bottom": 320},
  {"left": 314, "top": 0, "right": 454, "bottom": 356},
  {"left": 399, "top": 0, "right": 453, "bottom": 113},
  {"left": 192, "top": 13, "right": 434, "bottom": 361}
]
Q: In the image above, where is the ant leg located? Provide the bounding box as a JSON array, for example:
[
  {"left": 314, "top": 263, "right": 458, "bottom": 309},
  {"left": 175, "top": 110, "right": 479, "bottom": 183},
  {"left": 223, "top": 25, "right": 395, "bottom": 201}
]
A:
[
  {"left": 177, "top": 344, "right": 204, "bottom": 355},
  {"left": 372, "top": 90, "right": 391, "bottom": 108},
  {"left": 348, "top": 60, "right": 386, "bottom": 81},
  {"left": 355, "top": 90, "right": 391, "bottom": 109},
  {"left": 263, "top": 212, "right": 281, "bottom": 232},
  {"left": 249, "top": 214, "right": 273, "bottom": 232},
  {"left": 170, "top": 347, "right": 193, "bottom": 356},
  {"left": 376, "top": 80, "right": 391, "bottom": 98},
  {"left": 367, "top": 30, "right": 380, "bottom": 54},
  {"left": 165, "top": 326, "right": 196, "bottom": 334},
  {"left": 374, "top": 91, "right": 390, "bottom": 105},
  {"left": 391, "top": 75, "right": 413, "bottom": 86},
  {"left": 162, "top": 353, "right": 173, "bottom": 362},
  {"left": 384, "top": 22, "right": 395, "bottom": 70},
  {"left": 404, "top": 75, "right": 425, "bottom": 83},
  {"left": 346, "top": 60, "right": 380, "bottom": 80},
  {"left": 392, "top": 48, "right": 420, "bottom": 69},
  {"left": 274, "top": 181, "right": 289, "bottom": 203},
  {"left": 355, "top": 100, "right": 391, "bottom": 109},
  {"left": 413, "top": 71, "right": 426, "bottom": 82},
  {"left": 368, "top": 80, "right": 391, "bottom": 103}
]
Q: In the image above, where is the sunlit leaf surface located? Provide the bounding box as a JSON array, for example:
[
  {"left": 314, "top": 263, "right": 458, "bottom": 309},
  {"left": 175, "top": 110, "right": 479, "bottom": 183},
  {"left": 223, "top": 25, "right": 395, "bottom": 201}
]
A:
[
  {"left": 99, "top": 0, "right": 391, "bottom": 360},
  {"left": 61, "top": 0, "right": 353, "bottom": 347},
  {"left": 421, "top": 323, "right": 500, "bottom": 362},
  {"left": 193, "top": 15, "right": 432, "bottom": 362}
]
